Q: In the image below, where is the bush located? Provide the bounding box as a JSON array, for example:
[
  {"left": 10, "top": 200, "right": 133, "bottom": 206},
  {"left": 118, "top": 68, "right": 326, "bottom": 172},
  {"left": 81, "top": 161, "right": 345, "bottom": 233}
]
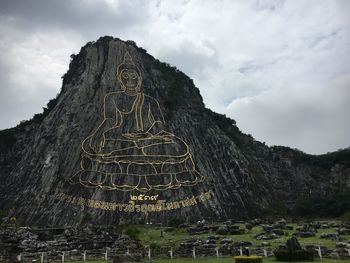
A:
[
  {"left": 293, "top": 191, "right": 350, "bottom": 218},
  {"left": 234, "top": 256, "right": 263, "bottom": 263},
  {"left": 168, "top": 217, "right": 185, "bottom": 228},
  {"left": 125, "top": 227, "right": 140, "bottom": 239},
  {"left": 341, "top": 211, "right": 350, "bottom": 223},
  {"left": 150, "top": 242, "right": 160, "bottom": 250},
  {"left": 274, "top": 249, "right": 314, "bottom": 261}
]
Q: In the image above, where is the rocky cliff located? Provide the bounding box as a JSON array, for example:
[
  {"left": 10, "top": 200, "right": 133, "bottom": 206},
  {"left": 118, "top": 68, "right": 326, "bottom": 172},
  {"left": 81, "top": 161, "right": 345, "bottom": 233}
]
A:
[{"left": 0, "top": 36, "right": 349, "bottom": 226}]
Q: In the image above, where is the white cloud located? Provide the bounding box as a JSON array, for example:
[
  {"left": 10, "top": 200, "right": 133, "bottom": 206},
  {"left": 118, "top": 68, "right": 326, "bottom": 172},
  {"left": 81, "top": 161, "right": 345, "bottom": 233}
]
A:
[
  {"left": 0, "top": 25, "right": 82, "bottom": 127},
  {"left": 227, "top": 74, "right": 350, "bottom": 154}
]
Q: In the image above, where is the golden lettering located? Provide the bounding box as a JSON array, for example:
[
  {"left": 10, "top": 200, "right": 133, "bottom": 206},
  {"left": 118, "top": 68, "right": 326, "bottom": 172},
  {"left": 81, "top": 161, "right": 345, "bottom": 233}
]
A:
[{"left": 56, "top": 190, "right": 214, "bottom": 213}]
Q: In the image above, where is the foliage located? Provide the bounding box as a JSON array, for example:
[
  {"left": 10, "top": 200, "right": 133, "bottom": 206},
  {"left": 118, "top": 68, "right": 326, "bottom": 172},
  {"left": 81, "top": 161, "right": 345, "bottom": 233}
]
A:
[
  {"left": 204, "top": 108, "right": 258, "bottom": 150},
  {"left": 293, "top": 191, "right": 350, "bottom": 218},
  {"left": 245, "top": 223, "right": 253, "bottom": 231},
  {"left": 25, "top": 95, "right": 60, "bottom": 125},
  {"left": 340, "top": 211, "right": 350, "bottom": 223},
  {"left": 168, "top": 217, "right": 185, "bottom": 228},
  {"left": 0, "top": 92, "right": 60, "bottom": 153},
  {"left": 300, "top": 148, "right": 350, "bottom": 169},
  {"left": 125, "top": 226, "right": 141, "bottom": 239},
  {"left": 274, "top": 249, "right": 314, "bottom": 261},
  {"left": 0, "top": 128, "right": 16, "bottom": 149},
  {"left": 150, "top": 242, "right": 161, "bottom": 250},
  {"left": 151, "top": 58, "right": 199, "bottom": 116},
  {"left": 234, "top": 256, "right": 263, "bottom": 263}
]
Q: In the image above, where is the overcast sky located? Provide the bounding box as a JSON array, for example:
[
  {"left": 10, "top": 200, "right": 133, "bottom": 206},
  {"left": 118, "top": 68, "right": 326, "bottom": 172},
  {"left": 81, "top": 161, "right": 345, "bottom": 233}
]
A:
[{"left": 0, "top": 0, "right": 349, "bottom": 154}]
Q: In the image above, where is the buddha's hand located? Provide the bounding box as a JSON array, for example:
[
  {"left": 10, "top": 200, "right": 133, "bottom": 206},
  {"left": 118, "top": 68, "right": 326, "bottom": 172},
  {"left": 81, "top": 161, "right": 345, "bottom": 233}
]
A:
[
  {"left": 153, "top": 131, "right": 175, "bottom": 142},
  {"left": 155, "top": 130, "right": 173, "bottom": 137},
  {"left": 122, "top": 132, "right": 151, "bottom": 141},
  {"left": 90, "top": 133, "right": 104, "bottom": 153}
]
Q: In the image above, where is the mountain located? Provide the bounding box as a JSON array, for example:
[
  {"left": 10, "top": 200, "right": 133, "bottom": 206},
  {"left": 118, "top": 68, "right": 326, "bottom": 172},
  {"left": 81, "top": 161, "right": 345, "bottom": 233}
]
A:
[{"left": 0, "top": 36, "right": 349, "bottom": 226}]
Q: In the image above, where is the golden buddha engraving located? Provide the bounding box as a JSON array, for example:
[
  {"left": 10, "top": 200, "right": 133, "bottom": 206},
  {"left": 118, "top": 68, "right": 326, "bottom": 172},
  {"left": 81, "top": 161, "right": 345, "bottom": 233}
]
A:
[{"left": 68, "top": 52, "right": 204, "bottom": 192}]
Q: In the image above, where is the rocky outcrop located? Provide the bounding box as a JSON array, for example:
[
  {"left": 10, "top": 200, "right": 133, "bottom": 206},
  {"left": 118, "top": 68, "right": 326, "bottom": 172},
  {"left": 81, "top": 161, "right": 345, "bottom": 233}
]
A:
[
  {"left": 0, "top": 226, "right": 141, "bottom": 262},
  {"left": 0, "top": 36, "right": 349, "bottom": 226}
]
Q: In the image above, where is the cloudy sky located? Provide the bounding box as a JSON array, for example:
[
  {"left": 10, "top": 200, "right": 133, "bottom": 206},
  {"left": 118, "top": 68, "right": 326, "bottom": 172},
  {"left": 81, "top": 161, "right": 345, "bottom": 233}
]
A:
[{"left": 0, "top": 0, "right": 349, "bottom": 154}]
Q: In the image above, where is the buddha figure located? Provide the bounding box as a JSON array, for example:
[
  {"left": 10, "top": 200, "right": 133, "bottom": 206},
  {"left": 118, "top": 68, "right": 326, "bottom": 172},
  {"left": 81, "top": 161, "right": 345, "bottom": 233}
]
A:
[{"left": 69, "top": 52, "right": 203, "bottom": 192}]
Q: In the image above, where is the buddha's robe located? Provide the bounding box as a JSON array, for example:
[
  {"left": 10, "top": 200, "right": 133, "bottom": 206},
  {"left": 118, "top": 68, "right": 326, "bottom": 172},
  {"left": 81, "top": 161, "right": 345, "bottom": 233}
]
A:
[
  {"left": 70, "top": 91, "right": 203, "bottom": 191},
  {"left": 84, "top": 91, "right": 189, "bottom": 160}
]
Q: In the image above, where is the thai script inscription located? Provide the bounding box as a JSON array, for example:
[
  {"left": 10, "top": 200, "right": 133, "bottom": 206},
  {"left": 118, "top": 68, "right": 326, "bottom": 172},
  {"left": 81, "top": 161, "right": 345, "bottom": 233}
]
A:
[
  {"left": 56, "top": 190, "right": 214, "bottom": 213},
  {"left": 130, "top": 194, "right": 159, "bottom": 201}
]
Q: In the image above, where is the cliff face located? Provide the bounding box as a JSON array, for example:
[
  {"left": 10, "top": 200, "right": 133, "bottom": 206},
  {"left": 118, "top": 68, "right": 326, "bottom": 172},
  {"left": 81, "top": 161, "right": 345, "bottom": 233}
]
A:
[{"left": 0, "top": 37, "right": 349, "bottom": 226}]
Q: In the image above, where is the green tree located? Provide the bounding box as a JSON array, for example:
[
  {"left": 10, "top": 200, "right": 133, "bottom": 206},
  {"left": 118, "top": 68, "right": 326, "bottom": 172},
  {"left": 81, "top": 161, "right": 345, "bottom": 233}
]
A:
[
  {"left": 125, "top": 227, "right": 140, "bottom": 239},
  {"left": 168, "top": 217, "right": 185, "bottom": 228}
]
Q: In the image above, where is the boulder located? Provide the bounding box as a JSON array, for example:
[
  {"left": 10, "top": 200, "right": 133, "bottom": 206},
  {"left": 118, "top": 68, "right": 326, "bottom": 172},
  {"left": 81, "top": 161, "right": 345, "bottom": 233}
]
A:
[
  {"left": 273, "top": 219, "right": 287, "bottom": 228},
  {"left": 338, "top": 228, "right": 350, "bottom": 235},
  {"left": 207, "top": 235, "right": 220, "bottom": 240},
  {"left": 221, "top": 238, "right": 233, "bottom": 244},
  {"left": 262, "top": 225, "right": 273, "bottom": 232},
  {"left": 295, "top": 231, "right": 316, "bottom": 238},
  {"left": 216, "top": 226, "right": 228, "bottom": 235},
  {"left": 273, "top": 229, "right": 284, "bottom": 236},
  {"left": 233, "top": 241, "right": 252, "bottom": 247},
  {"left": 187, "top": 226, "right": 210, "bottom": 235},
  {"left": 255, "top": 232, "right": 280, "bottom": 240},
  {"left": 336, "top": 242, "right": 350, "bottom": 248},
  {"left": 320, "top": 233, "right": 338, "bottom": 239},
  {"left": 205, "top": 239, "right": 216, "bottom": 245}
]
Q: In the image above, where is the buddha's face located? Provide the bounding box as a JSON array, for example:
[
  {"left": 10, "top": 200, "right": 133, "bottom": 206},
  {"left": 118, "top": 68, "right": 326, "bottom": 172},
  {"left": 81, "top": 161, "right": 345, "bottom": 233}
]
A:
[{"left": 119, "top": 69, "right": 141, "bottom": 92}]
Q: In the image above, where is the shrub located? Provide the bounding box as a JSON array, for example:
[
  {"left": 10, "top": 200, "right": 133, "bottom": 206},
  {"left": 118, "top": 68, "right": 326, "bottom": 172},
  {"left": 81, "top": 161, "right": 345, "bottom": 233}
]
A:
[
  {"left": 293, "top": 191, "right": 350, "bottom": 218},
  {"left": 168, "top": 217, "right": 185, "bottom": 228},
  {"left": 274, "top": 249, "right": 314, "bottom": 261},
  {"left": 150, "top": 242, "right": 160, "bottom": 250},
  {"left": 0, "top": 128, "right": 16, "bottom": 149},
  {"left": 234, "top": 256, "right": 263, "bottom": 263},
  {"left": 341, "top": 211, "right": 350, "bottom": 223},
  {"left": 125, "top": 227, "right": 140, "bottom": 239},
  {"left": 245, "top": 223, "right": 253, "bottom": 231}
]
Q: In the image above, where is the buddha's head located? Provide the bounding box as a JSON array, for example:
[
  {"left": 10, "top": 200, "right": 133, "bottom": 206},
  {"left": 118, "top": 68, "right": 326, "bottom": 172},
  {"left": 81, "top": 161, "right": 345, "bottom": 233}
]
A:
[{"left": 117, "top": 52, "right": 142, "bottom": 94}]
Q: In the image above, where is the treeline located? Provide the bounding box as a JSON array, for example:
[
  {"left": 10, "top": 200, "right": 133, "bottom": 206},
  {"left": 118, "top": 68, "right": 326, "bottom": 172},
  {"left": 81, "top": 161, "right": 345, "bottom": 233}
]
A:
[
  {"left": 248, "top": 191, "right": 350, "bottom": 219},
  {"left": 293, "top": 191, "right": 350, "bottom": 218}
]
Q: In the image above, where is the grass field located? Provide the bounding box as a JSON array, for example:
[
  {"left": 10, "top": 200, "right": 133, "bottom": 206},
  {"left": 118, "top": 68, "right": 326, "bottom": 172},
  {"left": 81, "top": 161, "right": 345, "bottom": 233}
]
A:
[
  {"left": 134, "top": 223, "right": 349, "bottom": 249},
  {"left": 150, "top": 258, "right": 350, "bottom": 263},
  {"left": 51, "top": 222, "right": 350, "bottom": 263},
  {"left": 61, "top": 258, "right": 349, "bottom": 263}
]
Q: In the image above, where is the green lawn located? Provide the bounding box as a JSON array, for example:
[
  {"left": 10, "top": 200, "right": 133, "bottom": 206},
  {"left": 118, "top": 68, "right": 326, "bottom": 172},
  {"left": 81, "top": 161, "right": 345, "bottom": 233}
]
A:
[
  {"left": 63, "top": 258, "right": 349, "bottom": 263},
  {"left": 150, "top": 259, "right": 350, "bottom": 263},
  {"left": 57, "top": 223, "right": 350, "bottom": 263},
  {"left": 134, "top": 223, "right": 349, "bottom": 249}
]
